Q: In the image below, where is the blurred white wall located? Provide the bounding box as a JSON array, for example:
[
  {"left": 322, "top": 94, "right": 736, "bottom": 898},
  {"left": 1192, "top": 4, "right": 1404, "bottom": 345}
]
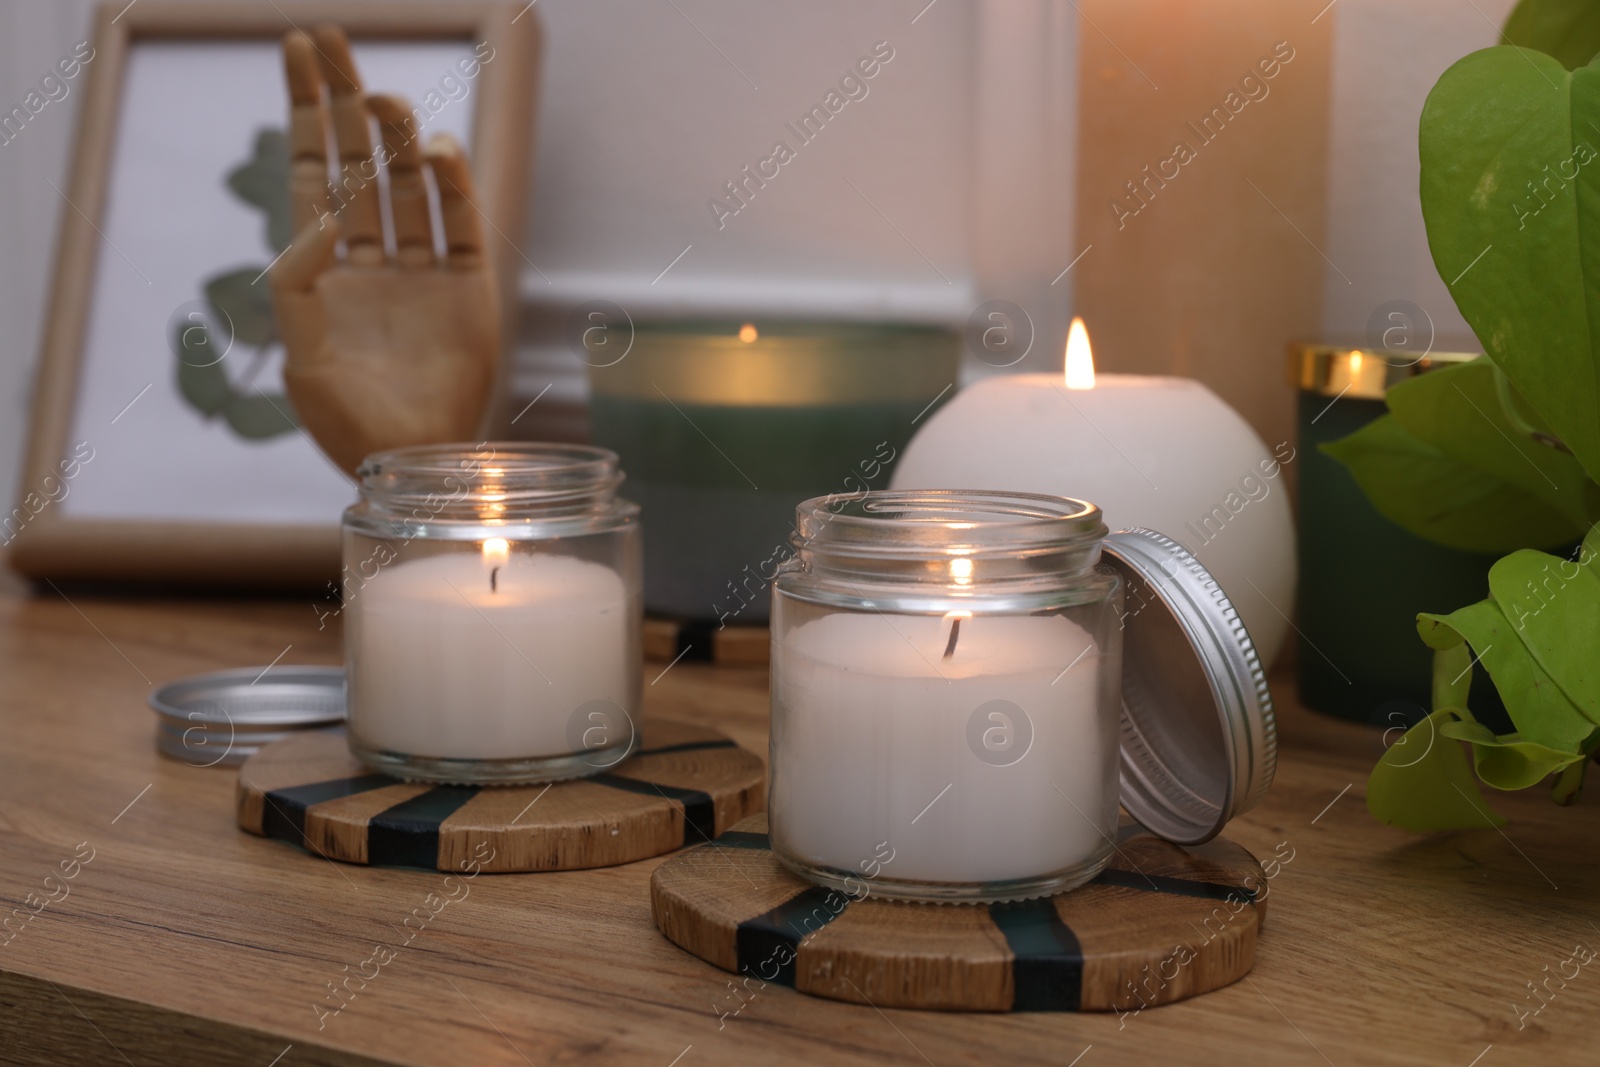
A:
[
  {"left": 0, "top": 0, "right": 1529, "bottom": 512},
  {"left": 1320, "top": 0, "right": 1517, "bottom": 351},
  {"left": 511, "top": 0, "right": 1079, "bottom": 411}
]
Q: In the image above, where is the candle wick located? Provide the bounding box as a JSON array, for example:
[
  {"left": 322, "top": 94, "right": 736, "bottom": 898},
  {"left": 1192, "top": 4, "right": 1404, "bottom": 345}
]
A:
[
  {"left": 490, "top": 566, "right": 500, "bottom": 594},
  {"left": 942, "top": 617, "right": 961, "bottom": 660}
]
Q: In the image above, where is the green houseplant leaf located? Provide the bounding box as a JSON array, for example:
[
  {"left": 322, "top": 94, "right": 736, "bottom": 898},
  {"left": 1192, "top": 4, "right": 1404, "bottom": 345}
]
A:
[
  {"left": 1433, "top": 642, "right": 1475, "bottom": 709},
  {"left": 1552, "top": 758, "right": 1588, "bottom": 803},
  {"left": 1321, "top": 414, "right": 1583, "bottom": 551},
  {"left": 1437, "top": 718, "right": 1590, "bottom": 790},
  {"left": 1491, "top": 363, "right": 1568, "bottom": 445},
  {"left": 1385, "top": 359, "right": 1595, "bottom": 528},
  {"left": 1374, "top": 531, "right": 1600, "bottom": 824},
  {"left": 1485, "top": 526, "right": 1600, "bottom": 718},
  {"left": 1419, "top": 599, "right": 1597, "bottom": 749},
  {"left": 1368, "top": 708, "right": 1506, "bottom": 830},
  {"left": 1502, "top": 0, "right": 1600, "bottom": 70},
  {"left": 1352, "top": 5, "right": 1600, "bottom": 828},
  {"left": 1420, "top": 46, "right": 1600, "bottom": 482}
]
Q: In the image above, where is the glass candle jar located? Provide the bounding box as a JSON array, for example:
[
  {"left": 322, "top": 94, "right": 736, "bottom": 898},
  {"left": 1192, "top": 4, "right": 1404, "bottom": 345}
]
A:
[
  {"left": 770, "top": 490, "right": 1125, "bottom": 903},
  {"left": 341, "top": 443, "right": 641, "bottom": 784}
]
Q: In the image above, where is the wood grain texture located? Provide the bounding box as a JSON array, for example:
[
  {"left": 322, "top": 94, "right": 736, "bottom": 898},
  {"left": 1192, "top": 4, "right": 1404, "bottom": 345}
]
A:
[
  {"left": 1074, "top": 0, "right": 1333, "bottom": 462},
  {"left": 652, "top": 814, "right": 1264, "bottom": 1013},
  {"left": 238, "top": 722, "right": 765, "bottom": 871},
  {"left": 7, "top": 1, "right": 538, "bottom": 588},
  {"left": 0, "top": 577, "right": 1598, "bottom": 1065}
]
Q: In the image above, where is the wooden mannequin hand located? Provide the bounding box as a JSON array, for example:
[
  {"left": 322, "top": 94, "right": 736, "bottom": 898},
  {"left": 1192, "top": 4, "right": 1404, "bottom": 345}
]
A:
[{"left": 270, "top": 26, "right": 499, "bottom": 477}]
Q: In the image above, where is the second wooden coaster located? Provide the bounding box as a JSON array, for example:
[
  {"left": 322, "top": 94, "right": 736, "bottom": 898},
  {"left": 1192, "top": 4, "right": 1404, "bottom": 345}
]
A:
[
  {"left": 237, "top": 720, "right": 765, "bottom": 872},
  {"left": 652, "top": 814, "right": 1269, "bottom": 1013}
]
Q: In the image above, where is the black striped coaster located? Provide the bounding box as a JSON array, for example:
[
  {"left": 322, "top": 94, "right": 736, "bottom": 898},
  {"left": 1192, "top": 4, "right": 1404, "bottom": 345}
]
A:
[
  {"left": 237, "top": 721, "right": 765, "bottom": 872},
  {"left": 650, "top": 813, "right": 1267, "bottom": 1013}
]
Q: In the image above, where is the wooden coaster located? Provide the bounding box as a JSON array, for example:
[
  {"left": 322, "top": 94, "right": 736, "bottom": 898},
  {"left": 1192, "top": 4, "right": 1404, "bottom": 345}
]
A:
[
  {"left": 644, "top": 617, "right": 769, "bottom": 665},
  {"left": 651, "top": 814, "right": 1268, "bottom": 1013},
  {"left": 236, "top": 721, "right": 765, "bottom": 872}
]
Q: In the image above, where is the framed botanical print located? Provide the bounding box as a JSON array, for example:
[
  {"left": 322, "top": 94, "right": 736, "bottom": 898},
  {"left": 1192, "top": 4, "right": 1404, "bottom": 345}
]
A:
[{"left": 9, "top": 1, "right": 539, "bottom": 586}]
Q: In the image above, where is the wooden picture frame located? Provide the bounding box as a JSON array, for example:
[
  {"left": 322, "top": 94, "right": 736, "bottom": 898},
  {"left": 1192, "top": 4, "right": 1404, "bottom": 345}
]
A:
[{"left": 8, "top": 1, "right": 539, "bottom": 588}]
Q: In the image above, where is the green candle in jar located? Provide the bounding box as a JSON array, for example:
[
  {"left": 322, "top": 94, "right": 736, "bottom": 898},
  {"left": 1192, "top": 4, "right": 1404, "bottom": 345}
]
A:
[
  {"left": 1292, "top": 344, "right": 1513, "bottom": 730},
  {"left": 588, "top": 321, "right": 959, "bottom": 624}
]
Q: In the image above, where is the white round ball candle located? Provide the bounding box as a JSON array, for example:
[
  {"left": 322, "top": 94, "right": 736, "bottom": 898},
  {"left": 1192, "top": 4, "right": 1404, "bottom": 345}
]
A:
[{"left": 892, "top": 319, "right": 1295, "bottom": 665}]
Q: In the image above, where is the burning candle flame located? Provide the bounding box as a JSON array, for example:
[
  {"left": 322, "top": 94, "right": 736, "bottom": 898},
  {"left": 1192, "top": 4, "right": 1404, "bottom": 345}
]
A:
[
  {"left": 738, "top": 323, "right": 759, "bottom": 343},
  {"left": 1064, "top": 317, "right": 1096, "bottom": 390}
]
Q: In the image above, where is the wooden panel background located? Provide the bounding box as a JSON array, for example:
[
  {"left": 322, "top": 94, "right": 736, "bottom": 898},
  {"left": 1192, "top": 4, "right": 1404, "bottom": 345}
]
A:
[{"left": 1074, "top": 0, "right": 1335, "bottom": 458}]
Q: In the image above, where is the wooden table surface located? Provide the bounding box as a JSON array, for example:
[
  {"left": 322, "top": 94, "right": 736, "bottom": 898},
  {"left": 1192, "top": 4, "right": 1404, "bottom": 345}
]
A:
[{"left": 1, "top": 577, "right": 1596, "bottom": 1066}]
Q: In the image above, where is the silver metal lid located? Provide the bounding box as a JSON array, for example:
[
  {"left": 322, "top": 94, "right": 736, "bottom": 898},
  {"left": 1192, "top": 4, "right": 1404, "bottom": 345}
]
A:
[
  {"left": 1101, "top": 528, "right": 1277, "bottom": 844},
  {"left": 149, "top": 665, "right": 346, "bottom": 767}
]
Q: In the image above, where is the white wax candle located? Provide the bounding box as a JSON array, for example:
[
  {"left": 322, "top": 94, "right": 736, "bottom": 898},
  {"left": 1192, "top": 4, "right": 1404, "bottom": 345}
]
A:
[
  {"left": 771, "top": 610, "right": 1116, "bottom": 886},
  {"left": 893, "top": 322, "right": 1295, "bottom": 666},
  {"left": 347, "top": 549, "right": 631, "bottom": 760}
]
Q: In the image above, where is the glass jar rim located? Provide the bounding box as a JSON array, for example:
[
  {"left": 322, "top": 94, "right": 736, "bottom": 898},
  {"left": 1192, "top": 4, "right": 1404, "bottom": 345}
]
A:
[
  {"left": 356, "top": 442, "right": 623, "bottom": 517},
  {"left": 794, "top": 489, "right": 1106, "bottom": 559}
]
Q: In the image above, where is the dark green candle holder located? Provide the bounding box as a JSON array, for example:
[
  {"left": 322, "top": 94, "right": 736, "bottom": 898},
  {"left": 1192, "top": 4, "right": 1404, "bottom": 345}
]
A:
[
  {"left": 1292, "top": 344, "right": 1511, "bottom": 731},
  {"left": 589, "top": 321, "right": 959, "bottom": 625}
]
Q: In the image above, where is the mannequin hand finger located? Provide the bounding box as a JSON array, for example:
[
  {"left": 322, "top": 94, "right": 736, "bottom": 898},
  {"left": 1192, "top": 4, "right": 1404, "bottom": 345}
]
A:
[
  {"left": 425, "top": 133, "right": 485, "bottom": 270},
  {"left": 283, "top": 30, "right": 330, "bottom": 234},
  {"left": 311, "top": 23, "right": 383, "bottom": 265},
  {"left": 369, "top": 95, "right": 433, "bottom": 268},
  {"left": 269, "top": 218, "right": 339, "bottom": 372}
]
